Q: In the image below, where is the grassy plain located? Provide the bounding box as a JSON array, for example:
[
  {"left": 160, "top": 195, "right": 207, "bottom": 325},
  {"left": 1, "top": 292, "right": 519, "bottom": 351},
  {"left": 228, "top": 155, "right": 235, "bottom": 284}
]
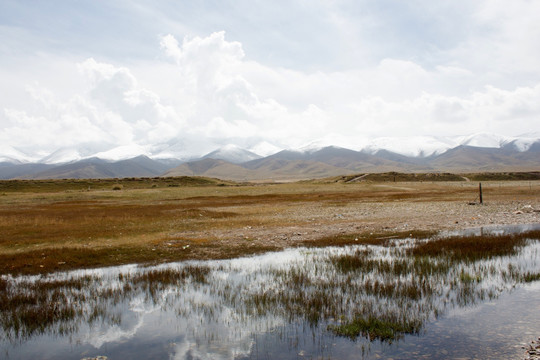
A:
[{"left": 1, "top": 175, "right": 539, "bottom": 275}]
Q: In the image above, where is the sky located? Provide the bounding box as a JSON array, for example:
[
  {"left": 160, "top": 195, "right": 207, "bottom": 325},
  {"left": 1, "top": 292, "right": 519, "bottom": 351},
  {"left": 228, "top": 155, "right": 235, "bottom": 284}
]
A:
[{"left": 1, "top": 0, "right": 540, "bottom": 161}]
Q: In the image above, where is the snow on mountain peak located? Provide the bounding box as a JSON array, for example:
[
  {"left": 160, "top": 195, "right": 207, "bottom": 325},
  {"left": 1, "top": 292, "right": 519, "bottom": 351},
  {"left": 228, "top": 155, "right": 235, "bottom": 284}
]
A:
[
  {"left": 93, "top": 144, "right": 151, "bottom": 161},
  {"left": 0, "top": 145, "right": 39, "bottom": 163},
  {"left": 457, "top": 133, "right": 508, "bottom": 148},
  {"left": 202, "top": 144, "right": 262, "bottom": 163},
  {"left": 249, "top": 142, "right": 282, "bottom": 157},
  {"left": 298, "top": 134, "right": 368, "bottom": 154},
  {"left": 502, "top": 136, "right": 540, "bottom": 152},
  {"left": 361, "top": 136, "right": 455, "bottom": 157},
  {"left": 40, "top": 148, "right": 84, "bottom": 164}
]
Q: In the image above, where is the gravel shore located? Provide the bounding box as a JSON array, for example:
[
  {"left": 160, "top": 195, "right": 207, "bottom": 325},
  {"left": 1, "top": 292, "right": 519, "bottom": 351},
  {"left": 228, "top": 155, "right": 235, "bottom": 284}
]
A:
[{"left": 184, "top": 200, "right": 540, "bottom": 249}]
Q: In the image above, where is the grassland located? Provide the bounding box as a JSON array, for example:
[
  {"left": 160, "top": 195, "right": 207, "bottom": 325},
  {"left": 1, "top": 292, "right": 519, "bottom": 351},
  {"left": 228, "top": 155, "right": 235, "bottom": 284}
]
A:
[{"left": 1, "top": 175, "right": 539, "bottom": 275}]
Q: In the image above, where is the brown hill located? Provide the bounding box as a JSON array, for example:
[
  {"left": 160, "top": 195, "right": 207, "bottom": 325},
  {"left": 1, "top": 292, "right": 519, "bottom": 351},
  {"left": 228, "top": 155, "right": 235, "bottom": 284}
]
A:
[
  {"left": 2, "top": 142, "right": 539, "bottom": 181},
  {"left": 163, "top": 144, "right": 539, "bottom": 181},
  {"left": 429, "top": 145, "right": 539, "bottom": 172}
]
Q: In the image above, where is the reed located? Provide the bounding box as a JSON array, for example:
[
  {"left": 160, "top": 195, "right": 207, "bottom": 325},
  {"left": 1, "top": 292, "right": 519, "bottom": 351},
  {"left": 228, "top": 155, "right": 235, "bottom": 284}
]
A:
[{"left": 410, "top": 231, "right": 540, "bottom": 261}]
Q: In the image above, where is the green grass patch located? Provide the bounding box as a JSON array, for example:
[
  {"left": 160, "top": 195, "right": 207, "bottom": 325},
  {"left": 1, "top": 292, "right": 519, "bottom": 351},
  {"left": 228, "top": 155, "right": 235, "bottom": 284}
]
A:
[{"left": 329, "top": 316, "right": 422, "bottom": 342}]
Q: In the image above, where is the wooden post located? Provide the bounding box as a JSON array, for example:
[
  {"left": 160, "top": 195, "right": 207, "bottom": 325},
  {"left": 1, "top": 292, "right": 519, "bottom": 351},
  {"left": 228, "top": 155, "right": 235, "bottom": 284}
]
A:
[{"left": 479, "top": 182, "right": 483, "bottom": 205}]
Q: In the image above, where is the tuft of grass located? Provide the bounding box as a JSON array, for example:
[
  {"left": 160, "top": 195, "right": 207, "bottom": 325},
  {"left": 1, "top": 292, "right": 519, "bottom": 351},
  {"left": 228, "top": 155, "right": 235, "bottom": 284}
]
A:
[
  {"left": 131, "top": 265, "right": 211, "bottom": 286},
  {"left": 459, "top": 270, "right": 481, "bottom": 284},
  {"left": 521, "top": 272, "right": 540, "bottom": 283},
  {"left": 329, "top": 249, "right": 374, "bottom": 273},
  {"left": 409, "top": 230, "right": 540, "bottom": 261},
  {"left": 329, "top": 316, "right": 422, "bottom": 342}
]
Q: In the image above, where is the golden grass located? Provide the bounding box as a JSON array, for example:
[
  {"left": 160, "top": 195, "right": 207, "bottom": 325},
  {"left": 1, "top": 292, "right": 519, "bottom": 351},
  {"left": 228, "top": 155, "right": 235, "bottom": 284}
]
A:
[{"left": 1, "top": 178, "right": 539, "bottom": 275}]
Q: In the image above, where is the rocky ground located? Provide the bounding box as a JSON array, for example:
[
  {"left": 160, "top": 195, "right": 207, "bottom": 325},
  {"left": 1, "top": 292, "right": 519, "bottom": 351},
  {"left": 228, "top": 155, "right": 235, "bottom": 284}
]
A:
[
  {"left": 174, "top": 199, "right": 540, "bottom": 251},
  {"left": 524, "top": 338, "right": 540, "bottom": 360}
]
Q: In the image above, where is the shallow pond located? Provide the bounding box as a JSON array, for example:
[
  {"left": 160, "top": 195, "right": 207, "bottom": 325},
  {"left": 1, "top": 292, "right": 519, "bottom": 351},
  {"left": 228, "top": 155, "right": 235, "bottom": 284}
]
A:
[{"left": 1, "top": 224, "right": 540, "bottom": 359}]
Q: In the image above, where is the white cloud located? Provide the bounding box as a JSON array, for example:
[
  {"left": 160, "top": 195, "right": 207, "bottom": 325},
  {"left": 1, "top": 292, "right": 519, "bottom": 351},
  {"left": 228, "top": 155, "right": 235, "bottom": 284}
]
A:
[
  {"left": 1, "top": 1, "right": 540, "bottom": 162},
  {"left": 0, "top": 57, "right": 186, "bottom": 160},
  {"left": 202, "top": 117, "right": 257, "bottom": 138}
]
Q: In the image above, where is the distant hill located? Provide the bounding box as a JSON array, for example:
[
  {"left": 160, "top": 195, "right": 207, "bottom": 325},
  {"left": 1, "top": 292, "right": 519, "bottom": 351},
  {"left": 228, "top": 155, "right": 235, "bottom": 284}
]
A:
[
  {"left": 164, "top": 143, "right": 540, "bottom": 181},
  {"left": 12, "top": 156, "right": 172, "bottom": 179},
  {"left": 0, "top": 162, "right": 55, "bottom": 180},
  {"left": 429, "top": 145, "right": 539, "bottom": 172},
  {"left": 162, "top": 158, "right": 255, "bottom": 180},
  {"left": 201, "top": 144, "right": 262, "bottom": 164},
  {"left": 1, "top": 140, "right": 539, "bottom": 181}
]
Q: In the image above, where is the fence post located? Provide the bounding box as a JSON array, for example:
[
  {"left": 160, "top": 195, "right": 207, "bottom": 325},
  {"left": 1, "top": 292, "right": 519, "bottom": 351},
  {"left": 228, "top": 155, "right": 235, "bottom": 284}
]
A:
[{"left": 479, "top": 182, "right": 483, "bottom": 205}]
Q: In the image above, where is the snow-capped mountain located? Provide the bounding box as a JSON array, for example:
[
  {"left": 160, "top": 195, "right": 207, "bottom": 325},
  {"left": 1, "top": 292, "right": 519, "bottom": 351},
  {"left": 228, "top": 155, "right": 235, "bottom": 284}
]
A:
[
  {"left": 92, "top": 144, "right": 151, "bottom": 162},
  {"left": 150, "top": 138, "right": 219, "bottom": 162},
  {"left": 0, "top": 144, "right": 40, "bottom": 163},
  {"left": 297, "top": 134, "right": 368, "bottom": 154},
  {"left": 455, "top": 133, "right": 508, "bottom": 149},
  {"left": 2, "top": 132, "right": 539, "bottom": 180},
  {"left": 1, "top": 133, "right": 539, "bottom": 170},
  {"left": 248, "top": 141, "right": 282, "bottom": 157},
  {"left": 293, "top": 133, "right": 540, "bottom": 158},
  {"left": 360, "top": 136, "right": 455, "bottom": 157},
  {"left": 501, "top": 134, "right": 540, "bottom": 152},
  {"left": 201, "top": 144, "right": 262, "bottom": 164},
  {"left": 39, "top": 147, "right": 86, "bottom": 164},
  {"left": 38, "top": 142, "right": 130, "bottom": 164}
]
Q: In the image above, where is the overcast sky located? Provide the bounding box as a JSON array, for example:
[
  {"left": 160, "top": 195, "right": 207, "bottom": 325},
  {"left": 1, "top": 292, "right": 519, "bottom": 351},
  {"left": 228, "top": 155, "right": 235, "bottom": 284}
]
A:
[{"left": 1, "top": 0, "right": 540, "bottom": 160}]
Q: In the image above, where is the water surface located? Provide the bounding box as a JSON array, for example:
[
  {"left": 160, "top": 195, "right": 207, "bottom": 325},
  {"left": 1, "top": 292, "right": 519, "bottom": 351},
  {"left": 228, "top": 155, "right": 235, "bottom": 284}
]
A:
[{"left": 1, "top": 224, "right": 539, "bottom": 359}]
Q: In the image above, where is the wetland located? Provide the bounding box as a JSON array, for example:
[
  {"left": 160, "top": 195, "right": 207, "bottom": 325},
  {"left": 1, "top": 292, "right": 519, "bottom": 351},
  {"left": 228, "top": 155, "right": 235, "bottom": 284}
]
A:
[{"left": 1, "top": 225, "right": 540, "bottom": 359}]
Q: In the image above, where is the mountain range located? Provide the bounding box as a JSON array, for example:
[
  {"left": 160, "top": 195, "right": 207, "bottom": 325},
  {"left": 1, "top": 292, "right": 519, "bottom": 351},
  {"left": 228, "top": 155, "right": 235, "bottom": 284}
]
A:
[{"left": 1, "top": 133, "right": 539, "bottom": 180}]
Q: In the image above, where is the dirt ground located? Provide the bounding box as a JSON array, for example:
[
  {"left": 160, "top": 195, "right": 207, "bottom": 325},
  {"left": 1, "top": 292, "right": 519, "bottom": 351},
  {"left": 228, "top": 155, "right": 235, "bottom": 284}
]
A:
[{"left": 172, "top": 188, "right": 540, "bottom": 256}]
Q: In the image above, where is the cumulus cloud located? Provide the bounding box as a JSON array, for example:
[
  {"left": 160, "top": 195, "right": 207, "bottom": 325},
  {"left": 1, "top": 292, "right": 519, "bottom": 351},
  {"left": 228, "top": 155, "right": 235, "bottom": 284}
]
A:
[
  {"left": 0, "top": 57, "right": 185, "bottom": 160},
  {"left": 1, "top": 0, "right": 540, "bottom": 163},
  {"left": 157, "top": 32, "right": 334, "bottom": 149}
]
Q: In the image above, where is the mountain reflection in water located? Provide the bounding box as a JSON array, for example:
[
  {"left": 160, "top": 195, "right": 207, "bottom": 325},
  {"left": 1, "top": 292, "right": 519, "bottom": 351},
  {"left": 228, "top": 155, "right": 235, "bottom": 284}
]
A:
[{"left": 1, "top": 224, "right": 540, "bottom": 359}]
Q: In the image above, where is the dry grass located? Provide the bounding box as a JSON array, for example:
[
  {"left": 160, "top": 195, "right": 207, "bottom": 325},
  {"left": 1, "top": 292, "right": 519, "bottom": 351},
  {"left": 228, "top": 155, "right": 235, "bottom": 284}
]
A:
[
  {"left": 1, "top": 177, "right": 539, "bottom": 275},
  {"left": 410, "top": 230, "right": 540, "bottom": 260}
]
